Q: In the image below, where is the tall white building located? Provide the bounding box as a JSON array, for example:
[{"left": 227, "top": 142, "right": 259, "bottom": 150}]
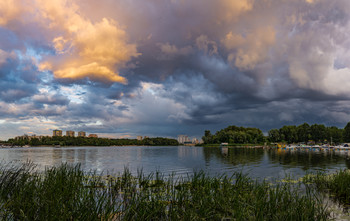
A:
[{"left": 177, "top": 135, "right": 190, "bottom": 144}]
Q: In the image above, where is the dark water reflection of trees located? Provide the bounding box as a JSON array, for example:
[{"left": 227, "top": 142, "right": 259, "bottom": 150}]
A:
[
  {"left": 203, "top": 147, "right": 350, "bottom": 170},
  {"left": 267, "top": 149, "right": 350, "bottom": 170},
  {"left": 203, "top": 147, "right": 265, "bottom": 166}
]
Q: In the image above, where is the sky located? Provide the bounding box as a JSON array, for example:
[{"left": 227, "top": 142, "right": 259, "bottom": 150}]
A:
[{"left": 1, "top": 0, "right": 350, "bottom": 140}]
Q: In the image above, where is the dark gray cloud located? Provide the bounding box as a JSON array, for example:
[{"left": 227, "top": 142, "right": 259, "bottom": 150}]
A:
[
  {"left": 0, "top": 51, "right": 40, "bottom": 103},
  {"left": 33, "top": 94, "right": 69, "bottom": 106}
]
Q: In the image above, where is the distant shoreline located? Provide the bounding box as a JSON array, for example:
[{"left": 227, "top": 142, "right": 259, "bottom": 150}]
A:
[
  {"left": 0, "top": 144, "right": 273, "bottom": 148},
  {"left": 3, "top": 137, "right": 179, "bottom": 147},
  {"left": 1, "top": 144, "right": 184, "bottom": 148},
  {"left": 200, "top": 143, "right": 267, "bottom": 148}
]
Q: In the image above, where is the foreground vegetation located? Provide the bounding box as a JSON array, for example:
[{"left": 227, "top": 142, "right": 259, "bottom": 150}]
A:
[
  {"left": 6, "top": 136, "right": 179, "bottom": 147},
  {"left": 0, "top": 163, "right": 331, "bottom": 220},
  {"left": 305, "top": 169, "right": 350, "bottom": 206}
]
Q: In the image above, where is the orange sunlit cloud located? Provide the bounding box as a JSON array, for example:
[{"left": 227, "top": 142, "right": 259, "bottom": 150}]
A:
[
  {"left": 2, "top": 0, "right": 139, "bottom": 83},
  {"left": 223, "top": 26, "right": 276, "bottom": 70},
  {"left": 37, "top": 0, "right": 139, "bottom": 83},
  {"left": 0, "top": 0, "right": 23, "bottom": 25}
]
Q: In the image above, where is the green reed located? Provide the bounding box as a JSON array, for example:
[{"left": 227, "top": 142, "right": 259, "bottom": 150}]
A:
[
  {"left": 0, "top": 163, "right": 331, "bottom": 220},
  {"left": 305, "top": 169, "right": 350, "bottom": 206}
]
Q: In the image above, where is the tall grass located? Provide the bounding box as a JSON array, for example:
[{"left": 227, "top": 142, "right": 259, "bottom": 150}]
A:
[
  {"left": 0, "top": 163, "right": 331, "bottom": 220},
  {"left": 0, "top": 163, "right": 117, "bottom": 220},
  {"left": 305, "top": 169, "right": 350, "bottom": 206}
]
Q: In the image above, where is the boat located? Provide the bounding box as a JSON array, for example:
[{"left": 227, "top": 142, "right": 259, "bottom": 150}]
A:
[{"left": 334, "top": 144, "right": 350, "bottom": 150}]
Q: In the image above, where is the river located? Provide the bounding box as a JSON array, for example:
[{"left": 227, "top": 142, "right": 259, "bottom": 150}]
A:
[{"left": 0, "top": 146, "right": 349, "bottom": 179}]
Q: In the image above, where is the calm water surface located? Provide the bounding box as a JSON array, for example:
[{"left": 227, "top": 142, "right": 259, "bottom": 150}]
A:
[{"left": 1, "top": 146, "right": 350, "bottom": 179}]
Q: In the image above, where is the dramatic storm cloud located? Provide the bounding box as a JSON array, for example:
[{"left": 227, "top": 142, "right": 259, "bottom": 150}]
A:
[{"left": 1, "top": 0, "right": 350, "bottom": 139}]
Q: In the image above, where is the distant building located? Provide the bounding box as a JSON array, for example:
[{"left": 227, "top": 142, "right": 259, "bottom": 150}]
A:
[
  {"left": 192, "top": 138, "right": 199, "bottom": 144},
  {"left": 15, "top": 134, "right": 29, "bottom": 140},
  {"left": 15, "top": 134, "right": 46, "bottom": 141},
  {"left": 178, "top": 135, "right": 190, "bottom": 144},
  {"left": 78, "top": 131, "right": 86, "bottom": 137},
  {"left": 88, "top": 134, "right": 98, "bottom": 138},
  {"left": 53, "top": 130, "right": 62, "bottom": 137},
  {"left": 137, "top": 136, "right": 143, "bottom": 141},
  {"left": 30, "top": 135, "right": 44, "bottom": 140},
  {"left": 144, "top": 136, "right": 149, "bottom": 139},
  {"left": 66, "top": 131, "right": 75, "bottom": 137}
]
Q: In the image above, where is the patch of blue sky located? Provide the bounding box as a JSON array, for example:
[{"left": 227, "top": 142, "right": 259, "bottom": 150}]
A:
[
  {"left": 59, "top": 85, "right": 87, "bottom": 104},
  {"left": 333, "top": 58, "right": 347, "bottom": 70},
  {"left": 39, "top": 70, "right": 54, "bottom": 84}
]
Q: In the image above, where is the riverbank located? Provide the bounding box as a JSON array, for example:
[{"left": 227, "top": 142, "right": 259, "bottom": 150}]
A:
[
  {"left": 0, "top": 144, "right": 180, "bottom": 148},
  {"left": 6, "top": 137, "right": 179, "bottom": 147},
  {"left": 0, "top": 163, "right": 334, "bottom": 220}
]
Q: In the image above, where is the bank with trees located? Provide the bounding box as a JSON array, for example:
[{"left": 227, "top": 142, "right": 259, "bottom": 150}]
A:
[
  {"left": 202, "top": 125, "right": 265, "bottom": 145},
  {"left": 202, "top": 122, "right": 350, "bottom": 145},
  {"left": 268, "top": 122, "right": 350, "bottom": 144},
  {"left": 7, "top": 136, "right": 179, "bottom": 147}
]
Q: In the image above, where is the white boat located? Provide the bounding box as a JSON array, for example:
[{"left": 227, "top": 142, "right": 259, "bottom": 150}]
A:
[
  {"left": 286, "top": 145, "right": 297, "bottom": 149},
  {"left": 334, "top": 144, "right": 350, "bottom": 150}
]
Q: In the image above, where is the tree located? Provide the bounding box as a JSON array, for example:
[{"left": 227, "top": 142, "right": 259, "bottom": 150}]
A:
[
  {"left": 268, "top": 129, "right": 280, "bottom": 142},
  {"left": 202, "top": 125, "right": 265, "bottom": 144},
  {"left": 234, "top": 131, "right": 246, "bottom": 143},
  {"left": 327, "top": 126, "right": 343, "bottom": 144},
  {"left": 343, "top": 122, "right": 350, "bottom": 142},
  {"left": 29, "top": 138, "right": 40, "bottom": 146},
  {"left": 202, "top": 130, "right": 213, "bottom": 144},
  {"left": 279, "top": 125, "right": 298, "bottom": 143},
  {"left": 310, "top": 124, "right": 326, "bottom": 142},
  {"left": 297, "top": 123, "right": 311, "bottom": 143}
]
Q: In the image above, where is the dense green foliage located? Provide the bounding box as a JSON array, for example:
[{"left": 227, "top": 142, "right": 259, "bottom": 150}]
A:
[
  {"left": 7, "top": 136, "right": 178, "bottom": 147},
  {"left": 0, "top": 163, "right": 330, "bottom": 220},
  {"left": 268, "top": 123, "right": 344, "bottom": 144},
  {"left": 343, "top": 122, "right": 350, "bottom": 142},
  {"left": 203, "top": 122, "right": 350, "bottom": 145},
  {"left": 202, "top": 125, "right": 265, "bottom": 144}
]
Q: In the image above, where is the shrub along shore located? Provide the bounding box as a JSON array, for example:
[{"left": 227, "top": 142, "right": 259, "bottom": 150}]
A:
[
  {"left": 5, "top": 136, "right": 179, "bottom": 147},
  {"left": 202, "top": 122, "right": 350, "bottom": 146},
  {"left": 0, "top": 163, "right": 341, "bottom": 220}
]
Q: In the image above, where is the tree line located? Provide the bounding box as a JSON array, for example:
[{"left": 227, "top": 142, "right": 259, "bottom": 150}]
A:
[
  {"left": 202, "top": 122, "right": 350, "bottom": 145},
  {"left": 268, "top": 122, "right": 350, "bottom": 144},
  {"left": 7, "top": 136, "right": 179, "bottom": 147},
  {"left": 202, "top": 125, "right": 265, "bottom": 144}
]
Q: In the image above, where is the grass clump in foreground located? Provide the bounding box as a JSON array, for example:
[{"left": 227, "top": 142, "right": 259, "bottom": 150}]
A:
[
  {"left": 305, "top": 169, "right": 350, "bottom": 206},
  {"left": 0, "top": 163, "right": 331, "bottom": 220},
  {"left": 0, "top": 163, "right": 116, "bottom": 220}
]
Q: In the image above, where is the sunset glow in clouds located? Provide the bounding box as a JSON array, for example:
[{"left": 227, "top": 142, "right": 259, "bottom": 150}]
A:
[
  {"left": 4, "top": 0, "right": 139, "bottom": 83},
  {"left": 1, "top": 0, "right": 350, "bottom": 139}
]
